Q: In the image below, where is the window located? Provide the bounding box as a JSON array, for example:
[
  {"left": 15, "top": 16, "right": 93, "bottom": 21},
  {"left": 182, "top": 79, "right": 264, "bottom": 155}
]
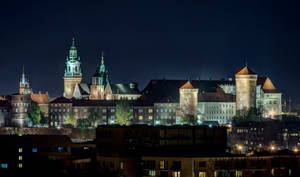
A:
[
  {"left": 149, "top": 116, "right": 153, "bottom": 120},
  {"left": 111, "top": 109, "right": 115, "bottom": 113},
  {"left": 199, "top": 172, "right": 207, "bottom": 177},
  {"left": 18, "top": 148, "right": 23, "bottom": 153},
  {"left": 236, "top": 171, "right": 242, "bottom": 177},
  {"left": 32, "top": 148, "right": 38, "bottom": 152},
  {"left": 18, "top": 156, "right": 22, "bottom": 161},
  {"left": 149, "top": 170, "right": 156, "bottom": 176},
  {"left": 148, "top": 109, "right": 153, "bottom": 113},
  {"left": 159, "top": 160, "right": 167, "bottom": 170},
  {"left": 120, "top": 162, "right": 124, "bottom": 170},
  {"left": 18, "top": 163, "right": 22, "bottom": 168},
  {"left": 1, "top": 163, "right": 8, "bottom": 168},
  {"left": 173, "top": 171, "right": 181, "bottom": 177},
  {"left": 102, "top": 109, "right": 107, "bottom": 113},
  {"left": 139, "top": 116, "right": 143, "bottom": 120},
  {"left": 139, "top": 109, "right": 143, "bottom": 113}
]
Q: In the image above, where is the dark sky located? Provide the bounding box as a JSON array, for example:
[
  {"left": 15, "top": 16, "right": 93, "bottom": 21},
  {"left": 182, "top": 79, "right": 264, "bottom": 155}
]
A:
[{"left": 0, "top": 0, "right": 300, "bottom": 102}]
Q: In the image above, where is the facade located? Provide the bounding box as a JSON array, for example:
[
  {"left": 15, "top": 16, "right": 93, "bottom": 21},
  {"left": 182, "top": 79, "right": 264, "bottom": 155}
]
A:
[
  {"left": 63, "top": 39, "right": 141, "bottom": 100},
  {"left": 11, "top": 94, "right": 31, "bottom": 127},
  {"left": 141, "top": 154, "right": 300, "bottom": 177},
  {"left": 178, "top": 81, "right": 198, "bottom": 119},
  {"left": 142, "top": 66, "right": 282, "bottom": 124},
  {"left": 48, "top": 97, "right": 154, "bottom": 127},
  {"left": 231, "top": 119, "right": 300, "bottom": 152},
  {"left": 142, "top": 79, "right": 236, "bottom": 125}
]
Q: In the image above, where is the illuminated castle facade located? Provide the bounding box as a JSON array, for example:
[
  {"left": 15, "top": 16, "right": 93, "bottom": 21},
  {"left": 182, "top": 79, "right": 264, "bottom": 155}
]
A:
[
  {"left": 142, "top": 65, "right": 282, "bottom": 125},
  {"left": 63, "top": 39, "right": 141, "bottom": 100}
]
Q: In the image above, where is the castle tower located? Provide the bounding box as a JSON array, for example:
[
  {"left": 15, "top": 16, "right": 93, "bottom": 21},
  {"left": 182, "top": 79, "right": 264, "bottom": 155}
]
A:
[
  {"left": 235, "top": 66, "right": 258, "bottom": 112},
  {"left": 64, "top": 38, "right": 82, "bottom": 99},
  {"left": 11, "top": 67, "right": 31, "bottom": 127},
  {"left": 90, "top": 52, "right": 110, "bottom": 100},
  {"left": 19, "top": 66, "right": 31, "bottom": 95},
  {"left": 179, "top": 81, "right": 198, "bottom": 118}
]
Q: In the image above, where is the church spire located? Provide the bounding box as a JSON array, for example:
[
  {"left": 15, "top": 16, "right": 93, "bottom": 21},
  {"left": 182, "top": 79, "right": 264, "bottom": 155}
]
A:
[
  {"left": 99, "top": 51, "right": 106, "bottom": 73},
  {"left": 19, "top": 66, "right": 31, "bottom": 95}
]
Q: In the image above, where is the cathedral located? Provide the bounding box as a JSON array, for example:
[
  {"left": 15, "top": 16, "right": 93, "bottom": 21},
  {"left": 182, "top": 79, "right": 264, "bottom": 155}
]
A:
[{"left": 63, "top": 38, "right": 141, "bottom": 100}]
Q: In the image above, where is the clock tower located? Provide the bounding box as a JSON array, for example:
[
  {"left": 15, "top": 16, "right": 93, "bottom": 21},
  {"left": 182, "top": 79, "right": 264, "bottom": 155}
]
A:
[{"left": 63, "top": 38, "right": 82, "bottom": 99}]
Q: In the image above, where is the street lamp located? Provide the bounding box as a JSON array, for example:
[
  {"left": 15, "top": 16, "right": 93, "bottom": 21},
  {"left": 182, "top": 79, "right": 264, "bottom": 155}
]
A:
[{"left": 270, "top": 145, "right": 276, "bottom": 152}]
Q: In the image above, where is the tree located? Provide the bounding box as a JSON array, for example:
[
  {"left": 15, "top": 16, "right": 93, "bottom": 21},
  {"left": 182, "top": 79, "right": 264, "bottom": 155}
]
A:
[
  {"left": 233, "top": 108, "right": 261, "bottom": 123},
  {"left": 87, "top": 108, "right": 102, "bottom": 127},
  {"left": 115, "top": 99, "right": 132, "bottom": 126},
  {"left": 65, "top": 110, "right": 76, "bottom": 127},
  {"left": 27, "top": 101, "right": 42, "bottom": 126},
  {"left": 77, "top": 119, "right": 90, "bottom": 130},
  {"left": 180, "top": 114, "right": 198, "bottom": 125}
]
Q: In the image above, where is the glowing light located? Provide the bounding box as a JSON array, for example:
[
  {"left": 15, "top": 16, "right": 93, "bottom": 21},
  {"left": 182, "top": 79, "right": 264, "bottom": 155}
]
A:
[
  {"left": 294, "top": 148, "right": 298, "bottom": 153},
  {"left": 270, "top": 145, "right": 276, "bottom": 151},
  {"left": 238, "top": 145, "right": 243, "bottom": 151}
]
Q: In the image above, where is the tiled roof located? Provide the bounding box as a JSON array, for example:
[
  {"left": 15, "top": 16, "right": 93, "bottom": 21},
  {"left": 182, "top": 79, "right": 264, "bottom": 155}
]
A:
[
  {"left": 180, "top": 81, "right": 194, "bottom": 89},
  {"left": 111, "top": 84, "right": 140, "bottom": 95},
  {"left": 142, "top": 79, "right": 234, "bottom": 103},
  {"left": 199, "top": 88, "right": 235, "bottom": 102},
  {"left": 257, "top": 77, "right": 279, "bottom": 93},
  {"left": 50, "top": 97, "right": 152, "bottom": 107},
  {"left": 78, "top": 83, "right": 91, "bottom": 95},
  {"left": 235, "top": 66, "right": 257, "bottom": 75},
  {"left": 50, "top": 97, "right": 73, "bottom": 104},
  {"left": 31, "top": 93, "right": 50, "bottom": 104}
]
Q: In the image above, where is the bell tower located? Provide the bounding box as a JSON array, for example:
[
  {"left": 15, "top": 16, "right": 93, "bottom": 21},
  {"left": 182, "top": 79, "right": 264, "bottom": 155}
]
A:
[{"left": 63, "top": 38, "right": 82, "bottom": 99}]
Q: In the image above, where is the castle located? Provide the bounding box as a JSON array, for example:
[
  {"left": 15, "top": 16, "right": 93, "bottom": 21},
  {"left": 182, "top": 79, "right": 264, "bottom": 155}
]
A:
[{"left": 63, "top": 38, "right": 141, "bottom": 100}]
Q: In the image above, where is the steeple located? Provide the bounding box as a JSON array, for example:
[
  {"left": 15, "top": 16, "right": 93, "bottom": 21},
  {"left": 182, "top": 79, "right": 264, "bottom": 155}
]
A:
[
  {"left": 100, "top": 51, "right": 106, "bottom": 73},
  {"left": 92, "top": 51, "right": 109, "bottom": 87},
  {"left": 69, "top": 37, "right": 78, "bottom": 60},
  {"left": 64, "top": 38, "right": 82, "bottom": 77},
  {"left": 19, "top": 66, "right": 31, "bottom": 95}
]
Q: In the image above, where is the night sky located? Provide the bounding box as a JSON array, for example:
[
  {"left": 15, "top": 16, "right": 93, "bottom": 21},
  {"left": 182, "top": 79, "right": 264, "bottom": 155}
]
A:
[{"left": 0, "top": 0, "right": 300, "bottom": 103}]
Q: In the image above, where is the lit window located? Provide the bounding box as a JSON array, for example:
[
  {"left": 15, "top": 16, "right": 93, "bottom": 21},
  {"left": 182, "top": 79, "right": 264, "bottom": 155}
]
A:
[
  {"left": 173, "top": 171, "right": 181, "bottom": 177},
  {"left": 139, "top": 116, "right": 143, "bottom": 120},
  {"left": 139, "top": 109, "right": 143, "bottom": 113},
  {"left": 120, "top": 162, "right": 124, "bottom": 170},
  {"left": 102, "top": 109, "right": 107, "bottom": 113},
  {"left": 111, "top": 109, "right": 115, "bottom": 113},
  {"left": 149, "top": 116, "right": 153, "bottom": 120},
  {"left": 32, "top": 148, "right": 38, "bottom": 152},
  {"left": 149, "top": 170, "right": 156, "bottom": 176},
  {"left": 18, "top": 156, "right": 22, "bottom": 161},
  {"left": 1, "top": 163, "right": 8, "bottom": 168},
  {"left": 159, "top": 160, "right": 166, "bottom": 170},
  {"left": 148, "top": 109, "right": 153, "bottom": 113},
  {"left": 58, "top": 147, "right": 63, "bottom": 152},
  {"left": 18, "top": 163, "right": 22, "bottom": 168},
  {"left": 199, "top": 172, "right": 207, "bottom": 177},
  {"left": 18, "top": 148, "right": 23, "bottom": 153}
]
